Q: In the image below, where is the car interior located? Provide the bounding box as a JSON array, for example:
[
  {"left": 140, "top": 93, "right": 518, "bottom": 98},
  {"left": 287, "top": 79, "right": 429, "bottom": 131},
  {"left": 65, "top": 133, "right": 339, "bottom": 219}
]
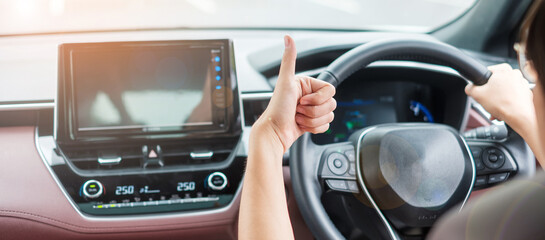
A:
[{"left": 0, "top": 0, "right": 540, "bottom": 239}]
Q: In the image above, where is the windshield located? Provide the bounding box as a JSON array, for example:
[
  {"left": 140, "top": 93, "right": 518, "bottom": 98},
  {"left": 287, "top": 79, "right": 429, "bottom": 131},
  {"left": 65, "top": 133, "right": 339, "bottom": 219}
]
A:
[{"left": 0, "top": 0, "right": 476, "bottom": 35}]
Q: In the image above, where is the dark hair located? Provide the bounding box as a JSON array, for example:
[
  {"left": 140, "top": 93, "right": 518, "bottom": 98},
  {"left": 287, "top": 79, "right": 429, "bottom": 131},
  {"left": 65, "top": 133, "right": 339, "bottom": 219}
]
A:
[{"left": 521, "top": 0, "right": 545, "bottom": 88}]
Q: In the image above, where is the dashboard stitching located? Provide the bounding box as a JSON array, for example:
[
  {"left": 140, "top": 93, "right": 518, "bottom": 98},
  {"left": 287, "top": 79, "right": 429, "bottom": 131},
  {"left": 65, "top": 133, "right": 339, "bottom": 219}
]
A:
[{"left": 0, "top": 209, "right": 231, "bottom": 232}]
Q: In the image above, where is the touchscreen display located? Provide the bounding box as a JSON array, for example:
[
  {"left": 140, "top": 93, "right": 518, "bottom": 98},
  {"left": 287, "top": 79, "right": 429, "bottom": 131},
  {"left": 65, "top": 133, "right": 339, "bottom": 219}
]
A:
[{"left": 71, "top": 46, "right": 224, "bottom": 133}]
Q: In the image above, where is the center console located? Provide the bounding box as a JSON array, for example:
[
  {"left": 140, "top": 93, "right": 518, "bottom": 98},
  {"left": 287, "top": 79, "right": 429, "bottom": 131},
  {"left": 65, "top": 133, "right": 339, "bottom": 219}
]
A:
[{"left": 37, "top": 39, "right": 244, "bottom": 216}]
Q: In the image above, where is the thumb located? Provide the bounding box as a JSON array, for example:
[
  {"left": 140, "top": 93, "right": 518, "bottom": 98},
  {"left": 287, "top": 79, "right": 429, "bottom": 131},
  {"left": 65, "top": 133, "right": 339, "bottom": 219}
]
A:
[{"left": 278, "top": 35, "right": 297, "bottom": 83}]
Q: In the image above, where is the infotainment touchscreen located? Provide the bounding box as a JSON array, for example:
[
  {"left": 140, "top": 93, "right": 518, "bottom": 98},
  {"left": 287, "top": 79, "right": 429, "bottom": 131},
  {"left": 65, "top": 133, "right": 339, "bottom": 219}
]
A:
[{"left": 56, "top": 40, "right": 239, "bottom": 142}]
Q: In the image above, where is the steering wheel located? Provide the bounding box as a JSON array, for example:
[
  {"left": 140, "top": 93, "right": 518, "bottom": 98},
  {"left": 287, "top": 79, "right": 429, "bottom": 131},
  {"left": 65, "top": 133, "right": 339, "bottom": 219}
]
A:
[{"left": 290, "top": 38, "right": 535, "bottom": 240}]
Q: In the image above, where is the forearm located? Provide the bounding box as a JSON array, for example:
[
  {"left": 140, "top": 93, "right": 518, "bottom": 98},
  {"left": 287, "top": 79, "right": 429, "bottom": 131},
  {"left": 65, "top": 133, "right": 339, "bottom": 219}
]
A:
[
  {"left": 509, "top": 116, "right": 545, "bottom": 169},
  {"left": 519, "top": 129, "right": 545, "bottom": 169},
  {"left": 238, "top": 121, "right": 294, "bottom": 240}
]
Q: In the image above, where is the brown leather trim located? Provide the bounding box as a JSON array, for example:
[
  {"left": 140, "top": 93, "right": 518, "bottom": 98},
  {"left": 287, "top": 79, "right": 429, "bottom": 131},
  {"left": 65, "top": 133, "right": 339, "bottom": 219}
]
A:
[
  {"left": 465, "top": 108, "right": 491, "bottom": 131},
  {"left": 0, "top": 126, "right": 238, "bottom": 237},
  {"left": 0, "top": 216, "right": 235, "bottom": 240}
]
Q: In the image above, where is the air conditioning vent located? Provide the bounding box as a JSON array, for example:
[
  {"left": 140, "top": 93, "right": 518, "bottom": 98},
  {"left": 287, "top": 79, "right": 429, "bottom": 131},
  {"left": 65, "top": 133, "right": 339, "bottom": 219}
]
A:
[
  {"left": 242, "top": 94, "right": 271, "bottom": 126},
  {"left": 61, "top": 144, "right": 232, "bottom": 171}
]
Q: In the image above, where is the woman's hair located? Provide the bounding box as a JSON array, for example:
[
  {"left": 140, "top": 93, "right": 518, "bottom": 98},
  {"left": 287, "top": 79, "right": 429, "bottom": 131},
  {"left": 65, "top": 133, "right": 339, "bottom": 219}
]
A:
[{"left": 521, "top": 0, "right": 545, "bottom": 87}]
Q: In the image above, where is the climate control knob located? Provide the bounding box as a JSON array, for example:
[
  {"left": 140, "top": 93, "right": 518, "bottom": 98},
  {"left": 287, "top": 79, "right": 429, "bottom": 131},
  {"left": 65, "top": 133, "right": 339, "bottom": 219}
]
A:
[
  {"left": 207, "top": 172, "right": 228, "bottom": 191},
  {"left": 82, "top": 180, "right": 103, "bottom": 199}
]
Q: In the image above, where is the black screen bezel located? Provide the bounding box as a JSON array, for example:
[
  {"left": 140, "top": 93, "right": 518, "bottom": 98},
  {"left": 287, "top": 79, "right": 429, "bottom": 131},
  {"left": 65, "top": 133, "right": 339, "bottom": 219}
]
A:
[{"left": 56, "top": 39, "right": 240, "bottom": 145}]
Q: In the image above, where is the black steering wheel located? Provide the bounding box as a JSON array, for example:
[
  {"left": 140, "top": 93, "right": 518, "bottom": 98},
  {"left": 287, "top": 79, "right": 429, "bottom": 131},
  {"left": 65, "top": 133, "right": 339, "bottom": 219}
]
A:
[{"left": 290, "top": 38, "right": 533, "bottom": 240}]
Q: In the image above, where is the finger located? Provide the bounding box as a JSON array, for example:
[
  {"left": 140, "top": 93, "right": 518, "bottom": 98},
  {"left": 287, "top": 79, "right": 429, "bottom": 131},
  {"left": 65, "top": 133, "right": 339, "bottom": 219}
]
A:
[
  {"left": 296, "top": 98, "right": 336, "bottom": 118},
  {"left": 300, "top": 78, "right": 336, "bottom": 105},
  {"left": 490, "top": 116, "right": 502, "bottom": 121},
  {"left": 465, "top": 83, "right": 475, "bottom": 96},
  {"left": 300, "top": 123, "right": 330, "bottom": 134},
  {"left": 295, "top": 112, "right": 334, "bottom": 128},
  {"left": 277, "top": 35, "right": 297, "bottom": 83},
  {"left": 488, "top": 63, "right": 512, "bottom": 72}
]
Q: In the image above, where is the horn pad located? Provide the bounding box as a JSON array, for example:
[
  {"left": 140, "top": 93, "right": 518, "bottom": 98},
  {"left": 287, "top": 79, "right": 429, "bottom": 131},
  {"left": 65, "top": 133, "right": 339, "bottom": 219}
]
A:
[{"left": 352, "top": 124, "right": 474, "bottom": 230}]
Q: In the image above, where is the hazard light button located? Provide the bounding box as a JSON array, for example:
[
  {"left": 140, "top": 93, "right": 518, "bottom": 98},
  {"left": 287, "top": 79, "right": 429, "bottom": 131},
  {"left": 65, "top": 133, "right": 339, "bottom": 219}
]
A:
[{"left": 142, "top": 145, "right": 164, "bottom": 168}]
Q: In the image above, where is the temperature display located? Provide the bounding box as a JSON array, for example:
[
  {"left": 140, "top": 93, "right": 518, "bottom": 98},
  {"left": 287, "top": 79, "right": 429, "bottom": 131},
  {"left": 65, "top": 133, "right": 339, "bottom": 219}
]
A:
[
  {"left": 115, "top": 185, "right": 135, "bottom": 195},
  {"left": 177, "top": 181, "right": 196, "bottom": 192}
]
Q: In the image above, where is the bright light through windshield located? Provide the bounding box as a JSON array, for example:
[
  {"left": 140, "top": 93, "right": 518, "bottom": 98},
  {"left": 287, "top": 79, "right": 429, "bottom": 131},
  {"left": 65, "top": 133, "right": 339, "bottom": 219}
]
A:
[{"left": 0, "top": 0, "right": 476, "bottom": 35}]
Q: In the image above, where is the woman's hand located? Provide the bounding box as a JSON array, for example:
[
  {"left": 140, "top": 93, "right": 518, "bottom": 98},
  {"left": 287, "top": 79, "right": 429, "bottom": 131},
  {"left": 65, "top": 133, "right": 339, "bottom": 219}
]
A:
[
  {"left": 239, "top": 36, "right": 336, "bottom": 240},
  {"left": 252, "top": 35, "right": 336, "bottom": 153},
  {"left": 465, "top": 63, "right": 536, "bottom": 135}
]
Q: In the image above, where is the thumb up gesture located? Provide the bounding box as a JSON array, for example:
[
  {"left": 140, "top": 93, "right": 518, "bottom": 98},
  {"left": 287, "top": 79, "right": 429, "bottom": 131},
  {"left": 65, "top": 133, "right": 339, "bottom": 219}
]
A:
[{"left": 253, "top": 35, "right": 337, "bottom": 153}]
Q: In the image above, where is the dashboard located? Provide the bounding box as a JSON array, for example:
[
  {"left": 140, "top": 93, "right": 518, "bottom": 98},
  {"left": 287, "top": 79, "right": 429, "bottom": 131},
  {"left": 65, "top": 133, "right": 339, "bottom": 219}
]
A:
[{"left": 0, "top": 30, "right": 512, "bottom": 239}]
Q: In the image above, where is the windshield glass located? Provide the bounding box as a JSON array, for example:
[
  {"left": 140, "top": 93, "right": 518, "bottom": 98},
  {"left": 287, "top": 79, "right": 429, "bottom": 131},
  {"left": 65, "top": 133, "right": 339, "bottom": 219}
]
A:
[{"left": 0, "top": 0, "right": 476, "bottom": 35}]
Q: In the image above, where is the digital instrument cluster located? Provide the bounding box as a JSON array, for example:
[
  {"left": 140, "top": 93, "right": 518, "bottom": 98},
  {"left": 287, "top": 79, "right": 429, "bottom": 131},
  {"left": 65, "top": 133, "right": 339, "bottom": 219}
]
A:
[{"left": 312, "top": 80, "right": 440, "bottom": 144}]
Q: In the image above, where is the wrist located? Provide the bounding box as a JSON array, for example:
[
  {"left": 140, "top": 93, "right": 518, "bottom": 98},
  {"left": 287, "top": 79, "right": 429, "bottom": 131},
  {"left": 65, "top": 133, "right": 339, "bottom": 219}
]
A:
[
  {"left": 506, "top": 110, "right": 537, "bottom": 140},
  {"left": 249, "top": 117, "right": 286, "bottom": 157}
]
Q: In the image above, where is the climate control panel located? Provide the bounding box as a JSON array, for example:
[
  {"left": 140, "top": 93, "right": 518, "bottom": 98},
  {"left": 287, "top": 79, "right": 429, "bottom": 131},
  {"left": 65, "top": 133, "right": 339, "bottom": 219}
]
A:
[{"left": 49, "top": 157, "right": 244, "bottom": 216}]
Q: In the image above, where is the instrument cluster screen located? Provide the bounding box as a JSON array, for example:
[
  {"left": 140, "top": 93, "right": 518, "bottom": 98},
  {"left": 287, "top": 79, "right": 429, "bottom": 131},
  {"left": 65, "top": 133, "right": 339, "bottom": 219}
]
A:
[{"left": 312, "top": 80, "right": 439, "bottom": 144}]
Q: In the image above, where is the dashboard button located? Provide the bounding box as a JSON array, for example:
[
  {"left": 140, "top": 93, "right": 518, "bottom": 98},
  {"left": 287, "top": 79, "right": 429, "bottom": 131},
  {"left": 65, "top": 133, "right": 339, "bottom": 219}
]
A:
[
  {"left": 488, "top": 173, "right": 509, "bottom": 184},
  {"left": 207, "top": 172, "right": 228, "bottom": 191},
  {"left": 327, "top": 153, "right": 349, "bottom": 176},
  {"left": 82, "top": 180, "right": 103, "bottom": 199}
]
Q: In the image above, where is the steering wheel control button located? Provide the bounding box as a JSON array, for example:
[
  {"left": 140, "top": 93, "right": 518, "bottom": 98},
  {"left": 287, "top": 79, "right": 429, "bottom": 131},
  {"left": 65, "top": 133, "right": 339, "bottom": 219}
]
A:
[
  {"left": 82, "top": 180, "right": 103, "bottom": 199},
  {"left": 474, "top": 158, "right": 485, "bottom": 171},
  {"left": 488, "top": 154, "right": 498, "bottom": 162},
  {"left": 327, "top": 153, "right": 349, "bottom": 176},
  {"left": 333, "top": 159, "right": 343, "bottom": 168},
  {"left": 344, "top": 150, "right": 356, "bottom": 162},
  {"left": 488, "top": 173, "right": 509, "bottom": 184},
  {"left": 207, "top": 172, "right": 228, "bottom": 191},
  {"left": 482, "top": 147, "right": 506, "bottom": 169},
  {"left": 348, "top": 163, "right": 356, "bottom": 176},
  {"left": 326, "top": 180, "right": 348, "bottom": 191},
  {"left": 470, "top": 147, "right": 482, "bottom": 158},
  {"left": 475, "top": 176, "right": 487, "bottom": 187},
  {"left": 346, "top": 181, "right": 359, "bottom": 193}
]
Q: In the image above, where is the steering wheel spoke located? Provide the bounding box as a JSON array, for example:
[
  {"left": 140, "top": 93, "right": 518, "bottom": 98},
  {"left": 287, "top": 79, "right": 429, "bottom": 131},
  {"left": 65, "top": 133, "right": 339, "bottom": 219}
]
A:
[
  {"left": 468, "top": 141, "right": 516, "bottom": 187},
  {"left": 465, "top": 125, "right": 535, "bottom": 190}
]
